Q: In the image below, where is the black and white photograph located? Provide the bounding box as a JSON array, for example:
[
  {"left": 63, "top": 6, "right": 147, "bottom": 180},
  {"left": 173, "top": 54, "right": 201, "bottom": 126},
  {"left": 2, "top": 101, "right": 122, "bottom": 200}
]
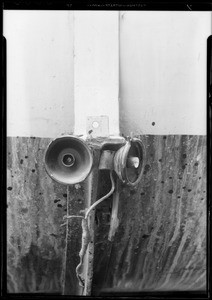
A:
[{"left": 2, "top": 2, "right": 212, "bottom": 297}]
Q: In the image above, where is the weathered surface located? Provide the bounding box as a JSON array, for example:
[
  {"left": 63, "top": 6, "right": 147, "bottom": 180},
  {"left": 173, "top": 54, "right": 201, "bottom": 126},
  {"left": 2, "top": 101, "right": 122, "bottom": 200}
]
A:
[
  {"left": 92, "top": 135, "right": 206, "bottom": 294},
  {"left": 81, "top": 146, "right": 101, "bottom": 296},
  {"left": 60, "top": 184, "right": 85, "bottom": 295},
  {"left": 7, "top": 135, "right": 206, "bottom": 294},
  {"left": 7, "top": 137, "right": 86, "bottom": 294},
  {"left": 6, "top": 136, "right": 102, "bottom": 295}
]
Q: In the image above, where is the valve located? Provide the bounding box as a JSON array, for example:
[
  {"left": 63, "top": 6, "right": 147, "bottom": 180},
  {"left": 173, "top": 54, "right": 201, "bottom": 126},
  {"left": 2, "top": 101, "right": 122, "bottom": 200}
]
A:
[
  {"left": 114, "top": 138, "right": 145, "bottom": 186},
  {"left": 99, "top": 137, "right": 145, "bottom": 186}
]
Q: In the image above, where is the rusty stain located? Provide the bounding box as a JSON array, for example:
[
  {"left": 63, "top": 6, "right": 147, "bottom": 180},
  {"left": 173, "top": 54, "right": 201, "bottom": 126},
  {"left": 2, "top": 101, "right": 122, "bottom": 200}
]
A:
[{"left": 54, "top": 199, "right": 60, "bottom": 203}]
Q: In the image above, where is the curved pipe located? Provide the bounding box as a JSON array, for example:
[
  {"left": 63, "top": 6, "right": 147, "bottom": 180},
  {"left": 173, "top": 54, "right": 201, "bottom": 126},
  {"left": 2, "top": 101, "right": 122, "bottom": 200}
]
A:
[{"left": 85, "top": 170, "right": 115, "bottom": 219}]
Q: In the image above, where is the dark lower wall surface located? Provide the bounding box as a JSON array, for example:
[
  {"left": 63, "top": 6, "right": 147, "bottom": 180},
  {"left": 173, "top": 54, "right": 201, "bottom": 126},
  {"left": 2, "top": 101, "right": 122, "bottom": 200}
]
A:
[
  {"left": 7, "top": 135, "right": 206, "bottom": 294},
  {"left": 92, "top": 135, "right": 206, "bottom": 294},
  {"left": 7, "top": 137, "right": 84, "bottom": 294}
]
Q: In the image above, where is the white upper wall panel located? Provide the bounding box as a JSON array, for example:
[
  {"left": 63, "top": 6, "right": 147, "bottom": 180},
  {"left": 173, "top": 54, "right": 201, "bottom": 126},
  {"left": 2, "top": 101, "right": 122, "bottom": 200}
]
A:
[
  {"left": 74, "top": 11, "right": 119, "bottom": 136},
  {"left": 119, "top": 11, "right": 211, "bottom": 135},
  {"left": 4, "top": 10, "right": 74, "bottom": 138}
]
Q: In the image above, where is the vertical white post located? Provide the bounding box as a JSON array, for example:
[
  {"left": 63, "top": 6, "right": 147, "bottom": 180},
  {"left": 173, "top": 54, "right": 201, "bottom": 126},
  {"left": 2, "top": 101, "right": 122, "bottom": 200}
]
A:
[
  {"left": 73, "top": 11, "right": 120, "bottom": 295},
  {"left": 74, "top": 11, "right": 119, "bottom": 136}
]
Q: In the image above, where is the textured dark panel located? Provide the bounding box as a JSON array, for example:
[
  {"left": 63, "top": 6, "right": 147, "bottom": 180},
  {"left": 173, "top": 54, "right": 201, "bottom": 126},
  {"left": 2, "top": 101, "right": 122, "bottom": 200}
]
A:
[
  {"left": 92, "top": 135, "right": 206, "bottom": 294},
  {"left": 7, "top": 135, "right": 207, "bottom": 294},
  {"left": 6, "top": 137, "right": 86, "bottom": 294}
]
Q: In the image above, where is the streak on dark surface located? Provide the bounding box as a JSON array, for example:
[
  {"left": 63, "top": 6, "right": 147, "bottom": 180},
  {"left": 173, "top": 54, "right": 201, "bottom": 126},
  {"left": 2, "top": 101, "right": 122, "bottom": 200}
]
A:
[{"left": 92, "top": 135, "right": 206, "bottom": 294}]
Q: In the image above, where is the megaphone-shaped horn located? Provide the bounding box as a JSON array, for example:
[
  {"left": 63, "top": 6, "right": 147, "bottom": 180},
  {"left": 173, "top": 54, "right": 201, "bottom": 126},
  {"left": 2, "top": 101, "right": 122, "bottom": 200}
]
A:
[
  {"left": 44, "top": 135, "right": 93, "bottom": 185},
  {"left": 114, "top": 138, "right": 145, "bottom": 186}
]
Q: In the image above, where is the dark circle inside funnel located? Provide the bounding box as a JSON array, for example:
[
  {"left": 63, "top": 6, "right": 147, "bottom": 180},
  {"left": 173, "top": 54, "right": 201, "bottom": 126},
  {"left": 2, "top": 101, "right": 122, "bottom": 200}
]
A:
[{"left": 62, "top": 153, "right": 75, "bottom": 167}]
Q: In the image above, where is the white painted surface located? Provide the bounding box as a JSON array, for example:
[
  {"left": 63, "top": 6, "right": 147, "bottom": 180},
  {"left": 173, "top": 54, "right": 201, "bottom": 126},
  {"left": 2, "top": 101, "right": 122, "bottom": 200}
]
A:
[
  {"left": 119, "top": 11, "right": 211, "bottom": 135},
  {"left": 74, "top": 11, "right": 119, "bottom": 136},
  {"left": 4, "top": 11, "right": 211, "bottom": 137},
  {"left": 4, "top": 10, "right": 75, "bottom": 138}
]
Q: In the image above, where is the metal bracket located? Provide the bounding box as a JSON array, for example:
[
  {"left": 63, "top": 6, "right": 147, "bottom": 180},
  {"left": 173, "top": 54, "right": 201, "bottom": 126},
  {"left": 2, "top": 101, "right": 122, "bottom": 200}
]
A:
[{"left": 86, "top": 116, "right": 109, "bottom": 138}]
